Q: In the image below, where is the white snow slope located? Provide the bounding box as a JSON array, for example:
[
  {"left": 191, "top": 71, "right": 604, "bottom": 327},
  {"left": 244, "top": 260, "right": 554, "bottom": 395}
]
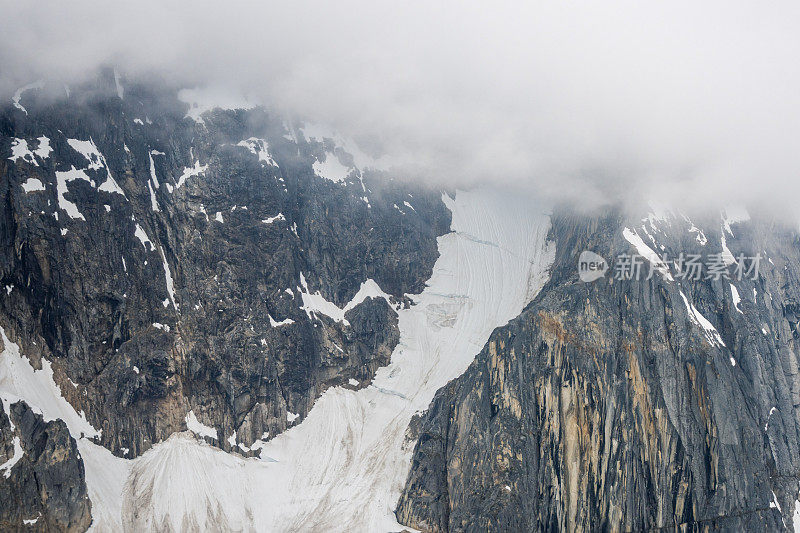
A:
[{"left": 2, "top": 189, "right": 555, "bottom": 532}]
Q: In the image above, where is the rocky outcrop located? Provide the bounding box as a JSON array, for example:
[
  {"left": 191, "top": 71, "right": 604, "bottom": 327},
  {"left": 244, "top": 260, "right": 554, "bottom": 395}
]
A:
[
  {"left": 0, "top": 71, "right": 450, "bottom": 459},
  {"left": 0, "top": 400, "right": 92, "bottom": 531},
  {"left": 398, "top": 210, "right": 800, "bottom": 531}
]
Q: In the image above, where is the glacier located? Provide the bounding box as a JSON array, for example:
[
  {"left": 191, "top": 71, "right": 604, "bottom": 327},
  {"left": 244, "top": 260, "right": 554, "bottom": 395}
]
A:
[{"left": 2, "top": 188, "right": 555, "bottom": 532}]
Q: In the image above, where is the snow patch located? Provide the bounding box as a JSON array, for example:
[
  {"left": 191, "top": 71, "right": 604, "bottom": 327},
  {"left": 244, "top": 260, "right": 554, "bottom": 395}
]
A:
[
  {"left": 679, "top": 292, "right": 725, "bottom": 348},
  {"left": 185, "top": 411, "right": 218, "bottom": 441},
  {"left": 148, "top": 181, "right": 160, "bottom": 212},
  {"left": 622, "top": 228, "right": 674, "bottom": 281},
  {"left": 148, "top": 152, "right": 160, "bottom": 189},
  {"left": 237, "top": 138, "right": 279, "bottom": 167},
  {"left": 97, "top": 176, "right": 125, "bottom": 196},
  {"left": 12, "top": 81, "right": 44, "bottom": 115},
  {"left": 68, "top": 138, "right": 125, "bottom": 197},
  {"left": 178, "top": 87, "right": 256, "bottom": 124},
  {"left": 771, "top": 491, "right": 782, "bottom": 511},
  {"left": 262, "top": 213, "right": 285, "bottom": 224},
  {"left": 21, "top": 178, "right": 45, "bottom": 193},
  {"left": 33, "top": 136, "right": 52, "bottom": 159},
  {"left": 687, "top": 223, "right": 708, "bottom": 245},
  {"left": 298, "top": 276, "right": 393, "bottom": 325},
  {"left": 160, "top": 249, "right": 178, "bottom": 307},
  {"left": 720, "top": 206, "right": 750, "bottom": 264},
  {"left": 67, "top": 139, "right": 105, "bottom": 171},
  {"left": 9, "top": 137, "right": 50, "bottom": 166},
  {"left": 720, "top": 232, "right": 737, "bottom": 265},
  {"left": 765, "top": 406, "right": 777, "bottom": 431},
  {"left": 133, "top": 223, "right": 155, "bottom": 252},
  {"left": 176, "top": 161, "right": 208, "bottom": 189},
  {"left": 0, "top": 436, "right": 23, "bottom": 478},
  {"left": 55, "top": 167, "right": 94, "bottom": 220},
  {"left": 0, "top": 327, "right": 100, "bottom": 438},
  {"left": 312, "top": 152, "right": 352, "bottom": 183},
  {"left": 722, "top": 206, "right": 750, "bottom": 236},
  {"left": 269, "top": 314, "right": 295, "bottom": 327},
  {"left": 301, "top": 122, "right": 391, "bottom": 171},
  {"left": 8, "top": 138, "right": 38, "bottom": 166},
  {"left": 730, "top": 284, "right": 743, "bottom": 314}
]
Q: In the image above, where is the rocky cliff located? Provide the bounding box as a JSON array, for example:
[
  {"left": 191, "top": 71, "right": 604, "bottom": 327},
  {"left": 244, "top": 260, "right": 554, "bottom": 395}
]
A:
[
  {"left": 398, "top": 209, "right": 800, "bottom": 531},
  {"left": 6, "top": 71, "right": 800, "bottom": 533},
  {"left": 0, "top": 399, "right": 92, "bottom": 531},
  {"left": 0, "top": 71, "right": 449, "bottom": 462}
]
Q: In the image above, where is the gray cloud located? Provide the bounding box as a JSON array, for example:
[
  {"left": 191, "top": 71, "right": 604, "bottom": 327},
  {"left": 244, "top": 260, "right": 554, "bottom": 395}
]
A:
[{"left": 3, "top": 0, "right": 799, "bottom": 212}]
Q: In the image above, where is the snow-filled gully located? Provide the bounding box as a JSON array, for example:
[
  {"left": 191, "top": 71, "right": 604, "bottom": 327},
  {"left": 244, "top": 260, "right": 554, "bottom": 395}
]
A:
[{"left": 1, "top": 189, "right": 555, "bottom": 532}]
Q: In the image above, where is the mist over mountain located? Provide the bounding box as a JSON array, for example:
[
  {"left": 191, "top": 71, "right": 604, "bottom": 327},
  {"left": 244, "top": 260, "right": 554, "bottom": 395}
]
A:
[
  {"left": 5, "top": 3, "right": 800, "bottom": 532},
  {"left": 3, "top": 0, "right": 799, "bottom": 212}
]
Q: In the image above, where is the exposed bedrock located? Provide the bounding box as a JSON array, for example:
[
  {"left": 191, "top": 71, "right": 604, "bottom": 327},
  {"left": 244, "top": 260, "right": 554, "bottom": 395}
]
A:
[
  {"left": 399, "top": 210, "right": 800, "bottom": 532},
  {"left": 0, "top": 399, "right": 92, "bottom": 532},
  {"left": 0, "top": 72, "right": 450, "bottom": 459}
]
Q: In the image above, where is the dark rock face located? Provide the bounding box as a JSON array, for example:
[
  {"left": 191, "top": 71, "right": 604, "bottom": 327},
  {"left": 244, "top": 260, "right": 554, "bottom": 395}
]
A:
[
  {"left": 0, "top": 71, "right": 450, "bottom": 460},
  {"left": 12, "top": 70, "right": 800, "bottom": 533},
  {"left": 0, "top": 400, "right": 92, "bottom": 531},
  {"left": 398, "top": 210, "right": 800, "bottom": 531}
]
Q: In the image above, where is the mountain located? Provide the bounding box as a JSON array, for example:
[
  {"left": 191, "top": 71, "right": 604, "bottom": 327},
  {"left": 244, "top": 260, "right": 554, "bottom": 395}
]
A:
[
  {"left": 3, "top": 71, "right": 800, "bottom": 532},
  {"left": 1, "top": 71, "right": 450, "bottom": 530},
  {"left": 398, "top": 209, "right": 800, "bottom": 531}
]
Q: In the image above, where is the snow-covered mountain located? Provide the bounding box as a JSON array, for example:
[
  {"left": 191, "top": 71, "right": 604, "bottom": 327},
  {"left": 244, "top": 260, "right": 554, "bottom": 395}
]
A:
[{"left": 4, "top": 72, "right": 800, "bottom": 532}]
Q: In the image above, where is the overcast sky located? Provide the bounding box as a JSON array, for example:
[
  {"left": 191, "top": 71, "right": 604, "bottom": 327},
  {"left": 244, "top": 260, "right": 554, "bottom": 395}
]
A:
[{"left": 2, "top": 0, "right": 799, "bottom": 212}]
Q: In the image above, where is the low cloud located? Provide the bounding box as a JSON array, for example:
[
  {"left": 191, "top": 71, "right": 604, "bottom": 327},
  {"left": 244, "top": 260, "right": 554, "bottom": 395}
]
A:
[{"left": 3, "top": 0, "right": 799, "bottom": 212}]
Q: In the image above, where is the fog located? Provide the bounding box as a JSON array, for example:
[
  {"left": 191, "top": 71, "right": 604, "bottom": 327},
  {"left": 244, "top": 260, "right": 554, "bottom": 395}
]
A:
[{"left": 2, "top": 0, "right": 799, "bottom": 212}]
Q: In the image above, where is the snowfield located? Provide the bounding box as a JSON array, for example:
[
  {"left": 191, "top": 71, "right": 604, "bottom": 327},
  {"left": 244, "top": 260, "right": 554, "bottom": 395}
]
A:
[{"left": 2, "top": 189, "right": 555, "bottom": 532}]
